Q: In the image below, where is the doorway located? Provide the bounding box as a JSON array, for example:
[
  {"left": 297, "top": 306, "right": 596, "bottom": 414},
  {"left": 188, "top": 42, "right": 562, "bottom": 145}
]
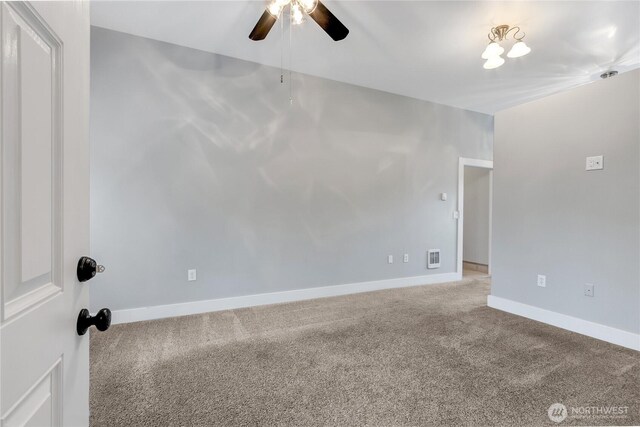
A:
[{"left": 456, "top": 158, "right": 493, "bottom": 278}]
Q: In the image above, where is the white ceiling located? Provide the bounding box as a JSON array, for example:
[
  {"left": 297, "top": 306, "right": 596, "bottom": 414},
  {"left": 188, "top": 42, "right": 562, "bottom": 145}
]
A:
[{"left": 91, "top": 1, "right": 640, "bottom": 114}]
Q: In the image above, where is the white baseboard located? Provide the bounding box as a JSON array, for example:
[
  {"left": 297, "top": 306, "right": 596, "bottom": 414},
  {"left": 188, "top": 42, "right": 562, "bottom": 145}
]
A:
[
  {"left": 487, "top": 295, "right": 640, "bottom": 352},
  {"left": 111, "top": 272, "right": 462, "bottom": 325}
]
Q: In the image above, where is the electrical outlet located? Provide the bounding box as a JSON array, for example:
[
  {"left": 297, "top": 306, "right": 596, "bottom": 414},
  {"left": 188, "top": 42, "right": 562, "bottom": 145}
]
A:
[
  {"left": 537, "top": 274, "right": 546, "bottom": 287},
  {"left": 584, "top": 283, "right": 594, "bottom": 297},
  {"left": 586, "top": 155, "right": 604, "bottom": 171},
  {"left": 403, "top": 254, "right": 409, "bottom": 263},
  {"left": 188, "top": 269, "right": 197, "bottom": 281},
  {"left": 388, "top": 255, "right": 394, "bottom": 264}
]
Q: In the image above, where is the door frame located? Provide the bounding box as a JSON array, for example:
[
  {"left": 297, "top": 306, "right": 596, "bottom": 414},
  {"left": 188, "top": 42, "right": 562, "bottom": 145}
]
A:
[{"left": 457, "top": 157, "right": 493, "bottom": 277}]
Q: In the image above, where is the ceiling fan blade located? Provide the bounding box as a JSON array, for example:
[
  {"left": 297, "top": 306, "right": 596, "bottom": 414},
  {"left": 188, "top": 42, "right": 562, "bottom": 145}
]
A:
[
  {"left": 308, "top": 1, "right": 349, "bottom": 41},
  {"left": 249, "top": 10, "right": 277, "bottom": 41}
]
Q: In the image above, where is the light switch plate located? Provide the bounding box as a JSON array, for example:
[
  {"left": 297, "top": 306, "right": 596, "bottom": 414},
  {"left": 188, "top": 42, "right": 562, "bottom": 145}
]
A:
[
  {"left": 388, "top": 255, "right": 394, "bottom": 264},
  {"left": 586, "top": 155, "right": 604, "bottom": 171}
]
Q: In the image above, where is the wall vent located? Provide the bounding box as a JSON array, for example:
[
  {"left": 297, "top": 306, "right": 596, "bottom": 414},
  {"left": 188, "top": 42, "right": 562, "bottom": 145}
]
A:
[{"left": 427, "top": 249, "right": 441, "bottom": 269}]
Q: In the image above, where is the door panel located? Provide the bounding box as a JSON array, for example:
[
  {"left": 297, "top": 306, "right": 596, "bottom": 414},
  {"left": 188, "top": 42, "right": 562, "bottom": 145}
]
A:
[
  {"left": 1, "top": 2, "right": 90, "bottom": 426},
  {"left": 2, "top": 0, "right": 63, "bottom": 321},
  {"left": 19, "top": 21, "right": 54, "bottom": 284},
  {"left": 3, "top": 359, "right": 61, "bottom": 427}
]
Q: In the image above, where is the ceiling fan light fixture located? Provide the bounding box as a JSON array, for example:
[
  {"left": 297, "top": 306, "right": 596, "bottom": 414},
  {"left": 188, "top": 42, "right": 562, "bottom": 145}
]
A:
[
  {"left": 298, "top": 0, "right": 318, "bottom": 13},
  {"left": 250, "top": 0, "right": 349, "bottom": 41},
  {"left": 483, "top": 55, "right": 505, "bottom": 70},
  {"left": 507, "top": 40, "right": 531, "bottom": 58},
  {"left": 291, "top": 3, "right": 304, "bottom": 25},
  {"left": 481, "top": 41, "right": 504, "bottom": 59},
  {"left": 267, "top": 0, "right": 291, "bottom": 16},
  {"left": 267, "top": 2, "right": 283, "bottom": 16}
]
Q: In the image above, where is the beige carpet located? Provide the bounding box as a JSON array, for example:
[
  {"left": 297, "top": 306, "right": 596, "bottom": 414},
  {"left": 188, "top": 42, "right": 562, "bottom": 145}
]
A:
[{"left": 90, "top": 277, "right": 639, "bottom": 426}]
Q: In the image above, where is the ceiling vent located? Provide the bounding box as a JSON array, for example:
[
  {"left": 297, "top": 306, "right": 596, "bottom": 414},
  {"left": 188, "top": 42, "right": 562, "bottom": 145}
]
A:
[{"left": 427, "top": 249, "right": 441, "bottom": 269}]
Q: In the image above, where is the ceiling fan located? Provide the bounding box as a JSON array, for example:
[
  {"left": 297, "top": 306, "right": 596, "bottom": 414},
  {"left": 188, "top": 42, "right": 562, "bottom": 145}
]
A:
[{"left": 249, "top": 0, "right": 349, "bottom": 41}]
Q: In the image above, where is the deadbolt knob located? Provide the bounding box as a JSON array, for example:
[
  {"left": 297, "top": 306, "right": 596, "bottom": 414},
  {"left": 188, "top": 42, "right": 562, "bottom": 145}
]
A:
[
  {"left": 77, "top": 308, "right": 111, "bottom": 336},
  {"left": 77, "top": 256, "right": 105, "bottom": 282}
]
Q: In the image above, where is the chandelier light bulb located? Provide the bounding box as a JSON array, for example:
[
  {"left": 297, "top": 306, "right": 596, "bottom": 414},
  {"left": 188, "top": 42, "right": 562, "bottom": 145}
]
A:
[
  {"left": 481, "top": 41, "right": 504, "bottom": 59},
  {"left": 507, "top": 41, "right": 531, "bottom": 58},
  {"left": 483, "top": 55, "right": 505, "bottom": 70}
]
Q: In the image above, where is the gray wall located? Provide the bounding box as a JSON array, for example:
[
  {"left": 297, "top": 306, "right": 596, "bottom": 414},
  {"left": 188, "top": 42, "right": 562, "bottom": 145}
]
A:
[
  {"left": 492, "top": 69, "right": 640, "bottom": 334},
  {"left": 90, "top": 27, "right": 493, "bottom": 312},
  {"left": 463, "top": 167, "right": 490, "bottom": 265}
]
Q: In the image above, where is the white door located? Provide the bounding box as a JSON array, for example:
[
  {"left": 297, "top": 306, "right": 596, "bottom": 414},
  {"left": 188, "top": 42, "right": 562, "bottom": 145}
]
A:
[{"left": 1, "top": 1, "right": 90, "bottom": 426}]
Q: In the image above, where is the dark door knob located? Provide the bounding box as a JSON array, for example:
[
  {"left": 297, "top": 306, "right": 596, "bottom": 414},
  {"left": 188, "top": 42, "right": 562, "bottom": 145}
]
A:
[
  {"left": 77, "top": 256, "right": 105, "bottom": 282},
  {"left": 77, "top": 308, "right": 111, "bottom": 335}
]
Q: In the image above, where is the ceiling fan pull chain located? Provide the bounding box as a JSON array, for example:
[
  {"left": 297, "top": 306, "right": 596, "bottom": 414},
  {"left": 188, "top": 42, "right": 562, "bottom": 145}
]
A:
[
  {"left": 280, "top": 12, "right": 284, "bottom": 84},
  {"left": 289, "top": 5, "right": 293, "bottom": 105}
]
